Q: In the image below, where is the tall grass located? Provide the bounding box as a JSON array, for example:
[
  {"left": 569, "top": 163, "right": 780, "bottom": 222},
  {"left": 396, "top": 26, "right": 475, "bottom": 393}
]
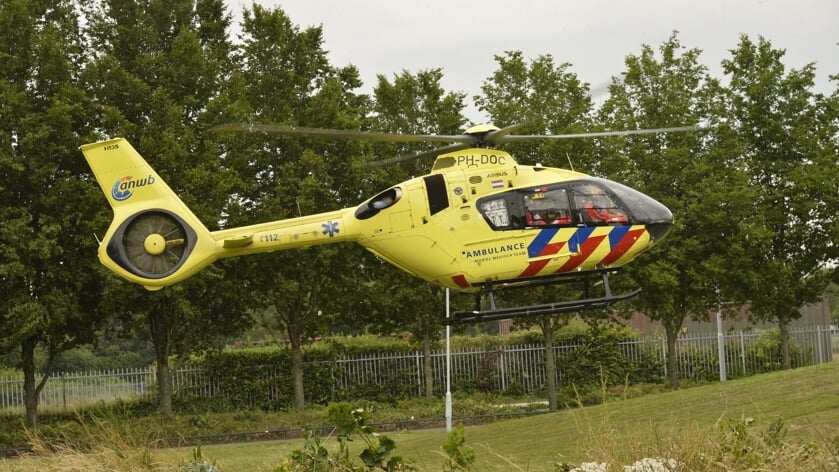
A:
[
  {"left": 3, "top": 362, "right": 839, "bottom": 471},
  {"left": 4, "top": 417, "right": 162, "bottom": 471},
  {"left": 2, "top": 410, "right": 837, "bottom": 471},
  {"left": 550, "top": 373, "right": 839, "bottom": 471}
]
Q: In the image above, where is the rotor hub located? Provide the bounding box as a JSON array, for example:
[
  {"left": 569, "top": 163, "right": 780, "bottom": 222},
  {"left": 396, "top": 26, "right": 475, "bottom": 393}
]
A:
[{"left": 143, "top": 233, "right": 167, "bottom": 256}]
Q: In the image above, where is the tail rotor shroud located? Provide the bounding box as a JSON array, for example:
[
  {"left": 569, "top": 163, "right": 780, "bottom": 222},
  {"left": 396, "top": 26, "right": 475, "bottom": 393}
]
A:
[{"left": 108, "top": 210, "right": 194, "bottom": 278}]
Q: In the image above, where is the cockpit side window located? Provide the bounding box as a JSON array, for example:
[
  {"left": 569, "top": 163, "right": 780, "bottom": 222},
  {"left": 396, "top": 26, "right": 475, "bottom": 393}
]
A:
[
  {"left": 524, "top": 189, "right": 572, "bottom": 226},
  {"left": 355, "top": 187, "right": 402, "bottom": 220},
  {"left": 570, "top": 183, "right": 629, "bottom": 224}
]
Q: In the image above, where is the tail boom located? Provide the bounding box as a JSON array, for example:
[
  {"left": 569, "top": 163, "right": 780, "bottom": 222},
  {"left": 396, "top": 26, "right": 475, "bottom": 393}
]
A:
[{"left": 81, "top": 138, "right": 356, "bottom": 290}]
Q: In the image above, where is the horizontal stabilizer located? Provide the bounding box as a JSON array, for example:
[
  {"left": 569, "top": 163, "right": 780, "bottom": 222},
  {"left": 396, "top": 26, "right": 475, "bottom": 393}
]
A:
[{"left": 222, "top": 234, "right": 254, "bottom": 248}]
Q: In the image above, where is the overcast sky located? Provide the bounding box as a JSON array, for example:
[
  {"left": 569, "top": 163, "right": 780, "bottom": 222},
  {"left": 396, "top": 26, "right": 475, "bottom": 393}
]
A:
[{"left": 227, "top": 0, "right": 838, "bottom": 123}]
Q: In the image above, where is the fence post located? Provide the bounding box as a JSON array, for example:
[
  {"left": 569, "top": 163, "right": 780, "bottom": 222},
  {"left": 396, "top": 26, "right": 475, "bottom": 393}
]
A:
[
  {"left": 61, "top": 372, "right": 67, "bottom": 413},
  {"left": 415, "top": 351, "right": 421, "bottom": 397},
  {"left": 716, "top": 308, "right": 726, "bottom": 382},
  {"left": 499, "top": 350, "right": 506, "bottom": 392},
  {"left": 816, "top": 326, "right": 824, "bottom": 364},
  {"left": 739, "top": 331, "right": 746, "bottom": 375},
  {"left": 445, "top": 288, "right": 452, "bottom": 433}
]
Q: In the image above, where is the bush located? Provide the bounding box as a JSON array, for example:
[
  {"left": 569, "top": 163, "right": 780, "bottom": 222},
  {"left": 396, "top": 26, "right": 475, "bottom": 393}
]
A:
[
  {"left": 560, "top": 323, "right": 637, "bottom": 388},
  {"left": 196, "top": 347, "right": 336, "bottom": 411},
  {"left": 276, "top": 403, "right": 416, "bottom": 471},
  {"left": 171, "top": 323, "right": 663, "bottom": 411}
]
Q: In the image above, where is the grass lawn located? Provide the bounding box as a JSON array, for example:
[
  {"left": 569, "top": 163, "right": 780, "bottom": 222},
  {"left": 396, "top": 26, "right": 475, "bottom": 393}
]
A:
[
  {"left": 170, "top": 361, "right": 839, "bottom": 471},
  {"left": 3, "top": 361, "right": 839, "bottom": 470}
]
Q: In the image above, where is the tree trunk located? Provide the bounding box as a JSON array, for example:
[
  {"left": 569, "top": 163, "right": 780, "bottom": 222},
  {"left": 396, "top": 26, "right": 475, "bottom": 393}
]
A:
[
  {"left": 664, "top": 322, "right": 681, "bottom": 389},
  {"left": 287, "top": 310, "right": 305, "bottom": 411},
  {"left": 149, "top": 311, "right": 174, "bottom": 417},
  {"left": 422, "top": 331, "right": 434, "bottom": 399},
  {"left": 291, "top": 339, "right": 305, "bottom": 411},
  {"left": 155, "top": 349, "right": 173, "bottom": 417},
  {"left": 542, "top": 322, "right": 558, "bottom": 411},
  {"left": 20, "top": 337, "right": 55, "bottom": 429},
  {"left": 21, "top": 338, "right": 39, "bottom": 429},
  {"left": 778, "top": 315, "right": 791, "bottom": 370}
]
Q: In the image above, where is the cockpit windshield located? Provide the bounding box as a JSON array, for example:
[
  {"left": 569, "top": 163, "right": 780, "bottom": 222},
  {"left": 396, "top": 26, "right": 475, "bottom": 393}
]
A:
[
  {"left": 569, "top": 182, "right": 629, "bottom": 224},
  {"left": 476, "top": 178, "right": 670, "bottom": 231}
]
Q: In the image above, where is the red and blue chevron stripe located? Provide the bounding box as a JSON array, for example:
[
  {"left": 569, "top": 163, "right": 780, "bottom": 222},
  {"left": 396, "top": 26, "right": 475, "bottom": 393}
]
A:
[{"left": 518, "top": 225, "right": 648, "bottom": 278}]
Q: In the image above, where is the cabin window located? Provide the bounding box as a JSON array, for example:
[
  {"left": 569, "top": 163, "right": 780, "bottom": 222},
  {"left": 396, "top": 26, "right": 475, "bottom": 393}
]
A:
[
  {"left": 424, "top": 174, "right": 449, "bottom": 215},
  {"left": 524, "top": 189, "right": 572, "bottom": 226},
  {"left": 570, "top": 183, "right": 628, "bottom": 223},
  {"left": 479, "top": 198, "right": 511, "bottom": 228}
]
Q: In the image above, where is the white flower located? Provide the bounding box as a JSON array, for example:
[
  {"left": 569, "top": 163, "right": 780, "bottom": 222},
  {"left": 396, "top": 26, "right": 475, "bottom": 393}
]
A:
[
  {"left": 569, "top": 462, "right": 609, "bottom": 472},
  {"left": 623, "top": 457, "right": 681, "bottom": 472}
]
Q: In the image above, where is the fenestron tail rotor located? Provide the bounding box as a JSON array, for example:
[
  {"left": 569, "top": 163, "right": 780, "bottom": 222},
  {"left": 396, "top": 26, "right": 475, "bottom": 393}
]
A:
[
  {"left": 122, "top": 211, "right": 186, "bottom": 274},
  {"left": 107, "top": 210, "right": 195, "bottom": 278}
]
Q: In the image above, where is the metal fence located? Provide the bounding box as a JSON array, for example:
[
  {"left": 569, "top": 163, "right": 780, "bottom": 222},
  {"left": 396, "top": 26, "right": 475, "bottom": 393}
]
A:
[{"left": 0, "top": 326, "right": 832, "bottom": 414}]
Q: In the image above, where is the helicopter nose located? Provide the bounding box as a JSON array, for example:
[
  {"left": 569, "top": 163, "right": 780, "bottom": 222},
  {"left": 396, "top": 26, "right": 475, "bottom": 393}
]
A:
[
  {"left": 645, "top": 221, "right": 672, "bottom": 242},
  {"left": 628, "top": 193, "right": 672, "bottom": 242},
  {"left": 598, "top": 178, "right": 673, "bottom": 242}
]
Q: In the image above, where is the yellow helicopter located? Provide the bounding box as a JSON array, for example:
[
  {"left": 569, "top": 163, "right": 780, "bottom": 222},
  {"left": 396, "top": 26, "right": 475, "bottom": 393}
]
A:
[{"left": 81, "top": 124, "right": 688, "bottom": 323}]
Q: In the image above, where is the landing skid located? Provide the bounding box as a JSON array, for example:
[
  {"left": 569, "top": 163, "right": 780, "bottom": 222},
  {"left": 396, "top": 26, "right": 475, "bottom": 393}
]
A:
[{"left": 443, "top": 269, "right": 640, "bottom": 325}]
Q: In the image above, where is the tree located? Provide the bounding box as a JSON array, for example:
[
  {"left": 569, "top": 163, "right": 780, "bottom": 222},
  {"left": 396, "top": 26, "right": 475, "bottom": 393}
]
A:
[
  {"left": 220, "top": 3, "right": 369, "bottom": 411},
  {"left": 475, "top": 50, "right": 595, "bottom": 167},
  {"left": 475, "top": 51, "right": 595, "bottom": 409},
  {"left": 0, "top": 0, "right": 108, "bottom": 428},
  {"left": 597, "top": 32, "right": 748, "bottom": 388},
  {"left": 82, "top": 0, "right": 249, "bottom": 416},
  {"left": 722, "top": 35, "right": 839, "bottom": 369},
  {"left": 827, "top": 282, "right": 839, "bottom": 325},
  {"left": 352, "top": 69, "right": 467, "bottom": 398}
]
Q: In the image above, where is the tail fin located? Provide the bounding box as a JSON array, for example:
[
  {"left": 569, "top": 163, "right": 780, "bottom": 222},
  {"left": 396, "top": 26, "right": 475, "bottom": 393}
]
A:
[{"left": 81, "top": 138, "right": 218, "bottom": 290}]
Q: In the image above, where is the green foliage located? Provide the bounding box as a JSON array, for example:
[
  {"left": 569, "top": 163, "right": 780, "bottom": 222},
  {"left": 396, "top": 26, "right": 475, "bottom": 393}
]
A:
[
  {"left": 668, "top": 329, "right": 813, "bottom": 383},
  {"left": 278, "top": 430, "right": 333, "bottom": 471},
  {"left": 197, "top": 347, "right": 335, "bottom": 410},
  {"left": 474, "top": 340, "right": 503, "bottom": 393},
  {"left": 278, "top": 402, "right": 415, "bottom": 471},
  {"left": 441, "top": 424, "right": 475, "bottom": 471},
  {"left": 0, "top": 0, "right": 109, "bottom": 428},
  {"left": 722, "top": 35, "right": 839, "bottom": 368},
  {"left": 596, "top": 32, "right": 750, "bottom": 390},
  {"left": 179, "top": 445, "right": 219, "bottom": 472},
  {"left": 744, "top": 329, "right": 813, "bottom": 373},
  {"left": 176, "top": 323, "right": 663, "bottom": 411},
  {"left": 704, "top": 416, "right": 801, "bottom": 469},
  {"left": 561, "top": 324, "right": 641, "bottom": 387},
  {"left": 321, "top": 336, "right": 426, "bottom": 356}
]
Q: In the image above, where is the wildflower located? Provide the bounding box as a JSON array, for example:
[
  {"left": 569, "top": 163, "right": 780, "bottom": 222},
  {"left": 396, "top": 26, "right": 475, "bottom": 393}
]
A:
[
  {"left": 566, "top": 462, "right": 609, "bottom": 472},
  {"left": 623, "top": 457, "right": 681, "bottom": 471}
]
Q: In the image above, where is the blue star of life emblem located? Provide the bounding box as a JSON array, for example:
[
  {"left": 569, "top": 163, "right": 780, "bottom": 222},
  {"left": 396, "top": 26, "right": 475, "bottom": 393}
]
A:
[{"left": 322, "top": 220, "right": 339, "bottom": 237}]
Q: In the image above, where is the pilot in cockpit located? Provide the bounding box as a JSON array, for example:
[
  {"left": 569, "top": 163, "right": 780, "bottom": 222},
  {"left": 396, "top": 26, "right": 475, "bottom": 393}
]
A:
[{"left": 526, "top": 193, "right": 571, "bottom": 225}]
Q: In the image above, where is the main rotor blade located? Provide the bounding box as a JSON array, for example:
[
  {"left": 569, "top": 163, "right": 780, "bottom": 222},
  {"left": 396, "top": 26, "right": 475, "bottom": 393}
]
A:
[
  {"left": 482, "top": 124, "right": 527, "bottom": 146},
  {"left": 362, "top": 143, "right": 471, "bottom": 168},
  {"left": 496, "top": 125, "right": 710, "bottom": 143},
  {"left": 211, "top": 123, "right": 473, "bottom": 144}
]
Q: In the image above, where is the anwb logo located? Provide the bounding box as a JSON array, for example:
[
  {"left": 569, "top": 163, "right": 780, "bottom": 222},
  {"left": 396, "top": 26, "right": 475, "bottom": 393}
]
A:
[{"left": 111, "top": 175, "right": 156, "bottom": 201}]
